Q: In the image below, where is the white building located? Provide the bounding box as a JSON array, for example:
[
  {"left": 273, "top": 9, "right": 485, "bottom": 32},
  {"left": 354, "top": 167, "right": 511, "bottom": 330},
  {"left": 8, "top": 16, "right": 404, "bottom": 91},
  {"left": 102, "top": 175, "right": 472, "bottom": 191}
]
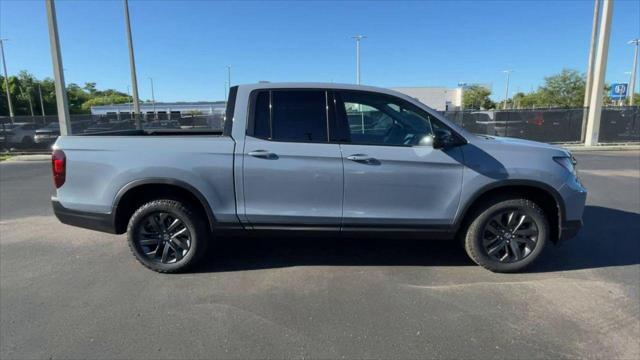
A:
[
  {"left": 391, "top": 87, "right": 463, "bottom": 111},
  {"left": 90, "top": 102, "right": 226, "bottom": 119}
]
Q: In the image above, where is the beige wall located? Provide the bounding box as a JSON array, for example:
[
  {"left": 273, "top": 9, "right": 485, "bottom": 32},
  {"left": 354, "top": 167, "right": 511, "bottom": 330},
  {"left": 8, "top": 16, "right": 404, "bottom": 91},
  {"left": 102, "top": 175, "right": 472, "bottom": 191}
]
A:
[{"left": 391, "top": 87, "right": 462, "bottom": 111}]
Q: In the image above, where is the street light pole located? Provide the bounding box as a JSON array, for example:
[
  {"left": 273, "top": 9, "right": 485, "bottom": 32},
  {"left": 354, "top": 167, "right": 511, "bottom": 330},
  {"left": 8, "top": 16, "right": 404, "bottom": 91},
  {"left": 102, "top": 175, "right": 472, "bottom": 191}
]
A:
[
  {"left": 148, "top": 77, "right": 156, "bottom": 119},
  {"left": 585, "top": 0, "right": 614, "bottom": 146},
  {"left": 502, "top": 70, "right": 512, "bottom": 109},
  {"left": 0, "top": 39, "right": 14, "bottom": 120},
  {"left": 352, "top": 35, "right": 366, "bottom": 85},
  {"left": 581, "top": 0, "right": 601, "bottom": 141},
  {"left": 628, "top": 39, "right": 639, "bottom": 106},
  {"left": 226, "top": 65, "right": 231, "bottom": 92},
  {"left": 45, "top": 0, "right": 71, "bottom": 135},
  {"left": 124, "top": 0, "right": 141, "bottom": 129}
]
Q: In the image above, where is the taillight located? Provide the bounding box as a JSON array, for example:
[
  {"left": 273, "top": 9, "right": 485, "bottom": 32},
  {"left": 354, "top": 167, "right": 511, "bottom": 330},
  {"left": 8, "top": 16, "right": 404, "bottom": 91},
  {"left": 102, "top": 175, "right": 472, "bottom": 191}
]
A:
[{"left": 52, "top": 149, "right": 66, "bottom": 188}]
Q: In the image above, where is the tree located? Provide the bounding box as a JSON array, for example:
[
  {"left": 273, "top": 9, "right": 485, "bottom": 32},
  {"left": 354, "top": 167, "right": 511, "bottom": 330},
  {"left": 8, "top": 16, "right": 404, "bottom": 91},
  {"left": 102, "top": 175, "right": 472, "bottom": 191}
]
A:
[
  {"left": 81, "top": 94, "right": 132, "bottom": 110},
  {"left": 0, "top": 70, "right": 132, "bottom": 116},
  {"left": 83, "top": 82, "right": 97, "bottom": 95},
  {"left": 462, "top": 85, "right": 494, "bottom": 109},
  {"left": 536, "top": 69, "right": 585, "bottom": 108}
]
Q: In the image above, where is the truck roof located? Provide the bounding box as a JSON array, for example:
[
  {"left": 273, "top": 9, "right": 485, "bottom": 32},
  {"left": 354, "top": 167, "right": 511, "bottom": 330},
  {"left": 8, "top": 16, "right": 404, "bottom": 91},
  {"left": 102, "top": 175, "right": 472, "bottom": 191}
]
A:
[{"left": 236, "top": 82, "right": 413, "bottom": 99}]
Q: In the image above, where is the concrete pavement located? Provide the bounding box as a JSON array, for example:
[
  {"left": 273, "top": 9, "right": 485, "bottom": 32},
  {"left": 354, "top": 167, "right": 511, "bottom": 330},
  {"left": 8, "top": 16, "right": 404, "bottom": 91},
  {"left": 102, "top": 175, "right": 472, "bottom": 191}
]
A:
[{"left": 1, "top": 151, "right": 638, "bottom": 359}]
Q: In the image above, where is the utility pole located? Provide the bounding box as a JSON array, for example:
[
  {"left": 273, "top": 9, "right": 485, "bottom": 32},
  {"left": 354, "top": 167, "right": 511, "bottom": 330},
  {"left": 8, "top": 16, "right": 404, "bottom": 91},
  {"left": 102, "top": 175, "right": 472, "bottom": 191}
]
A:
[
  {"left": 502, "top": 70, "right": 512, "bottom": 109},
  {"left": 226, "top": 65, "right": 232, "bottom": 92},
  {"left": 628, "top": 39, "right": 639, "bottom": 106},
  {"left": 224, "top": 81, "right": 228, "bottom": 102},
  {"left": 126, "top": 85, "right": 132, "bottom": 115},
  {"left": 45, "top": 0, "right": 71, "bottom": 135},
  {"left": 38, "top": 83, "right": 46, "bottom": 117},
  {"left": 148, "top": 77, "right": 156, "bottom": 119},
  {"left": 0, "top": 39, "right": 14, "bottom": 121},
  {"left": 585, "top": 0, "right": 614, "bottom": 146},
  {"left": 352, "top": 35, "right": 366, "bottom": 85},
  {"left": 124, "top": 0, "right": 141, "bottom": 129},
  {"left": 582, "top": 0, "right": 601, "bottom": 141}
]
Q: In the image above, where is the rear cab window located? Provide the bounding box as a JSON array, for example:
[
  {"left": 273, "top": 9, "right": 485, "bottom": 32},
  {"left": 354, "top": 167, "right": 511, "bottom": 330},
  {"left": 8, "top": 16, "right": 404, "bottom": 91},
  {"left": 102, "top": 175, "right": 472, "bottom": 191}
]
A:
[{"left": 249, "top": 89, "right": 328, "bottom": 143}]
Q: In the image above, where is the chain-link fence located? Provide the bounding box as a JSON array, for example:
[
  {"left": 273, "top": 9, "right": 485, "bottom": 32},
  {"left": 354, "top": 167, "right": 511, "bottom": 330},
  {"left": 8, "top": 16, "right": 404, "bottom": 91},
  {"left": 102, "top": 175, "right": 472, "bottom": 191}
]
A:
[
  {"left": 1, "top": 107, "right": 638, "bottom": 152},
  {"left": 442, "top": 107, "right": 639, "bottom": 144}
]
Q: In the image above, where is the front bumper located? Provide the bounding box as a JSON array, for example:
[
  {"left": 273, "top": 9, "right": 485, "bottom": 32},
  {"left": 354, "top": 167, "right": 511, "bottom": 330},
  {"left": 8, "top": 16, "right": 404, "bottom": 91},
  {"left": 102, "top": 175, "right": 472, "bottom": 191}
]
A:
[
  {"left": 52, "top": 197, "right": 117, "bottom": 234},
  {"left": 560, "top": 219, "right": 582, "bottom": 241},
  {"left": 557, "top": 174, "right": 587, "bottom": 242}
]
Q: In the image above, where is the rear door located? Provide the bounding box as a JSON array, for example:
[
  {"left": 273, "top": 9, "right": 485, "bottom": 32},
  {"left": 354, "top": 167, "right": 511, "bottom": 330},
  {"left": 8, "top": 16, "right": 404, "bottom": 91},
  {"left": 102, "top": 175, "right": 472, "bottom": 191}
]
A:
[
  {"left": 242, "top": 89, "right": 343, "bottom": 228},
  {"left": 333, "top": 90, "right": 464, "bottom": 228}
]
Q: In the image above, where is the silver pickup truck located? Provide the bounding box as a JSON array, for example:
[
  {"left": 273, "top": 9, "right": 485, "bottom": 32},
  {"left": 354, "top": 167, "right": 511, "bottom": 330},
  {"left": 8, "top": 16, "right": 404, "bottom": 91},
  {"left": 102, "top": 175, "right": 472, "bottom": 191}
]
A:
[{"left": 51, "top": 83, "right": 586, "bottom": 273}]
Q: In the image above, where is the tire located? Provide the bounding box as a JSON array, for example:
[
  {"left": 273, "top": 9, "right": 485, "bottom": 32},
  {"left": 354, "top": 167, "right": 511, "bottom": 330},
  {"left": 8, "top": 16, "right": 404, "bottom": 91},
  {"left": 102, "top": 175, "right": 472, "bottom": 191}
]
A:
[
  {"left": 464, "top": 197, "right": 549, "bottom": 273},
  {"left": 127, "top": 199, "right": 209, "bottom": 273},
  {"left": 21, "top": 136, "right": 34, "bottom": 148}
]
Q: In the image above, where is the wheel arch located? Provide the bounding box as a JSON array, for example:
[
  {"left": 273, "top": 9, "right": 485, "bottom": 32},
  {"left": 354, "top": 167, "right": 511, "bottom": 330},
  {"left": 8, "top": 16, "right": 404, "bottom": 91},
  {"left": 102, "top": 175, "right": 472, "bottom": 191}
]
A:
[
  {"left": 455, "top": 180, "right": 565, "bottom": 243},
  {"left": 112, "top": 178, "right": 216, "bottom": 234}
]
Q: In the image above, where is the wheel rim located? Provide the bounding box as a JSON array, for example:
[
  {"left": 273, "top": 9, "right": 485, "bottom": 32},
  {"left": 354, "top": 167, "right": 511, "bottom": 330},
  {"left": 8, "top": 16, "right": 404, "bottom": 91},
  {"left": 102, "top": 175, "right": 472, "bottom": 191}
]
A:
[
  {"left": 482, "top": 209, "right": 539, "bottom": 263},
  {"left": 135, "top": 212, "right": 191, "bottom": 264}
]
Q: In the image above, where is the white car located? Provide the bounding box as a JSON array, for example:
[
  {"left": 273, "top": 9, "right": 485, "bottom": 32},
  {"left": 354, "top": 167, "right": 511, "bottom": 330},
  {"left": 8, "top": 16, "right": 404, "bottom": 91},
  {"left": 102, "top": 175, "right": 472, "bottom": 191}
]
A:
[{"left": 0, "top": 122, "right": 38, "bottom": 147}]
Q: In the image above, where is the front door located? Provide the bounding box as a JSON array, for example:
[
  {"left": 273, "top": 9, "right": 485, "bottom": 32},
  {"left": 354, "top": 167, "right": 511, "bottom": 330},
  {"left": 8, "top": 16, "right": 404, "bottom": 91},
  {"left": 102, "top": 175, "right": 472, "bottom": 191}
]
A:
[
  {"left": 334, "top": 90, "right": 464, "bottom": 228},
  {"left": 242, "top": 89, "right": 343, "bottom": 228}
]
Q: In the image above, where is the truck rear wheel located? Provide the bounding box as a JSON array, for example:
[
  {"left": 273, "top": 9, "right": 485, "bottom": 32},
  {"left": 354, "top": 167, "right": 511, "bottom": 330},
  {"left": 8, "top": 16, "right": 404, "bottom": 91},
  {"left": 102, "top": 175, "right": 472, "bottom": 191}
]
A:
[
  {"left": 127, "top": 199, "right": 208, "bottom": 273},
  {"left": 464, "top": 197, "right": 549, "bottom": 273}
]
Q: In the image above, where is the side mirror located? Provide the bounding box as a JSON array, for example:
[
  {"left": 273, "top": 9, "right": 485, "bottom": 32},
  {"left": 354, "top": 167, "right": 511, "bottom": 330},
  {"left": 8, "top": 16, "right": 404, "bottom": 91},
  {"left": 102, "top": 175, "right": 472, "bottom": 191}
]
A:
[
  {"left": 433, "top": 128, "right": 454, "bottom": 149},
  {"left": 418, "top": 134, "right": 435, "bottom": 147}
]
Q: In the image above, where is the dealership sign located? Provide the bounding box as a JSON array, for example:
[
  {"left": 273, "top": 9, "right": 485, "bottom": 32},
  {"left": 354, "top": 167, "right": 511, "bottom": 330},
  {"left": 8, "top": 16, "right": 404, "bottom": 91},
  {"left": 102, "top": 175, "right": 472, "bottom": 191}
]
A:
[{"left": 610, "top": 83, "right": 628, "bottom": 100}]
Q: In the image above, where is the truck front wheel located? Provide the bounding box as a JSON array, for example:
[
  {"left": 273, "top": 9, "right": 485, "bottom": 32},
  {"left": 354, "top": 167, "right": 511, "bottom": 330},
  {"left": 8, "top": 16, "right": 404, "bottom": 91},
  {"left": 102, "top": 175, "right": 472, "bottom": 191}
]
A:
[
  {"left": 126, "top": 199, "right": 208, "bottom": 273},
  {"left": 464, "top": 197, "right": 549, "bottom": 273}
]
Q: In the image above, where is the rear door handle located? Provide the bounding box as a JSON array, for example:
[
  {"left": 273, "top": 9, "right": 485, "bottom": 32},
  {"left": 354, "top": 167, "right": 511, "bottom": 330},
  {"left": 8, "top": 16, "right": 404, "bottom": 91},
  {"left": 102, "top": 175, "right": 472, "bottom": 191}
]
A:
[
  {"left": 346, "top": 154, "right": 375, "bottom": 162},
  {"left": 248, "top": 150, "right": 277, "bottom": 159}
]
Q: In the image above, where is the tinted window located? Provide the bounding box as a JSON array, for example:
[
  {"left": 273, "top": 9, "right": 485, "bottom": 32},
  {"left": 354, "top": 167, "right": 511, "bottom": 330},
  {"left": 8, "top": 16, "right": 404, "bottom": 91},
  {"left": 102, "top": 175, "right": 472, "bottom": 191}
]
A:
[
  {"left": 253, "top": 91, "right": 271, "bottom": 139},
  {"left": 337, "top": 91, "right": 433, "bottom": 146},
  {"left": 272, "top": 91, "right": 327, "bottom": 142}
]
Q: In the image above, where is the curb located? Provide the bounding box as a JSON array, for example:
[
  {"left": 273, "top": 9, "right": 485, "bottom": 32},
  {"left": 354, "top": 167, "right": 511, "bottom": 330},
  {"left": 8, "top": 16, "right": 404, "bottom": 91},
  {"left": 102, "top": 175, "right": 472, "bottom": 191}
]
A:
[
  {"left": 562, "top": 144, "right": 640, "bottom": 152},
  {"left": 3, "top": 154, "right": 51, "bottom": 162}
]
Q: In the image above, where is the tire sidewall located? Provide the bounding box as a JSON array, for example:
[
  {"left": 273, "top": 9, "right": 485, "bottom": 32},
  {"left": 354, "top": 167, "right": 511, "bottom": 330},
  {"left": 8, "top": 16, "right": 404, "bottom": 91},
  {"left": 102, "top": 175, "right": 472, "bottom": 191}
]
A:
[
  {"left": 127, "top": 200, "right": 205, "bottom": 273},
  {"left": 466, "top": 199, "right": 549, "bottom": 273}
]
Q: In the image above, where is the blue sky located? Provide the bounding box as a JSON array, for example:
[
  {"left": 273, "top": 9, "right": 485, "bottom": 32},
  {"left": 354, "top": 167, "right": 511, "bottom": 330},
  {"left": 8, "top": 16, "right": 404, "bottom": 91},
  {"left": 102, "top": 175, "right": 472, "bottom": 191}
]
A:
[{"left": 1, "top": 0, "right": 639, "bottom": 102}]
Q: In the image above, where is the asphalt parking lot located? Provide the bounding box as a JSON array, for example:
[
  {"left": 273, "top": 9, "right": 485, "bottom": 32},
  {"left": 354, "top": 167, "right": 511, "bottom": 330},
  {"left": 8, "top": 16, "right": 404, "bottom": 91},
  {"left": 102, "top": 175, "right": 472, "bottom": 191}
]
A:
[{"left": 1, "top": 151, "right": 639, "bottom": 359}]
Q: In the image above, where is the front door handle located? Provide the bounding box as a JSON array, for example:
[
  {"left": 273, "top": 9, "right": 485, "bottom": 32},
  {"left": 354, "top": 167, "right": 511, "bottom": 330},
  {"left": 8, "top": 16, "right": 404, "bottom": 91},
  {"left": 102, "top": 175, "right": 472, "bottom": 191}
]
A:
[
  {"left": 346, "top": 154, "right": 376, "bottom": 162},
  {"left": 248, "top": 150, "right": 277, "bottom": 159}
]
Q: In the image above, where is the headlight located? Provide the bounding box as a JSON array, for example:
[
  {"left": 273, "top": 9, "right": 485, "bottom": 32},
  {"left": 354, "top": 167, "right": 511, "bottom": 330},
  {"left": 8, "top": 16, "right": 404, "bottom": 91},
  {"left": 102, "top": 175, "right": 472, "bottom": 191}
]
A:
[{"left": 554, "top": 156, "right": 576, "bottom": 175}]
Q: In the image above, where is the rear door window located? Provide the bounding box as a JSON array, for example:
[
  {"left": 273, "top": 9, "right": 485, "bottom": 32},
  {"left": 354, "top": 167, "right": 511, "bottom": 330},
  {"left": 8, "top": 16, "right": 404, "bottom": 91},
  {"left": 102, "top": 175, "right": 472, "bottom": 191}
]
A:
[{"left": 251, "top": 90, "right": 328, "bottom": 143}]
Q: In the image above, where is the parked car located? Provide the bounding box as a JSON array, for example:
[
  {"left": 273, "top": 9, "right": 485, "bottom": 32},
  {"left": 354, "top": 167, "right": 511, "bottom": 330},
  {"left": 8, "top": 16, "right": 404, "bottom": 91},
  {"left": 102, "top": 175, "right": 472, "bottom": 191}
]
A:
[
  {"left": 0, "top": 122, "right": 38, "bottom": 147},
  {"left": 83, "top": 120, "right": 136, "bottom": 134},
  {"left": 35, "top": 121, "right": 92, "bottom": 146},
  {"left": 51, "top": 83, "right": 586, "bottom": 273},
  {"left": 143, "top": 120, "right": 181, "bottom": 130}
]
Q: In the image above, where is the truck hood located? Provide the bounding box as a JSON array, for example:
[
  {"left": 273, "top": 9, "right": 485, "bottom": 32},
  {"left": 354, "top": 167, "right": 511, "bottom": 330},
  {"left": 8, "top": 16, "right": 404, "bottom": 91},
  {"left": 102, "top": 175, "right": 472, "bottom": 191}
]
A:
[
  {"left": 487, "top": 135, "right": 567, "bottom": 152},
  {"left": 471, "top": 134, "right": 567, "bottom": 152}
]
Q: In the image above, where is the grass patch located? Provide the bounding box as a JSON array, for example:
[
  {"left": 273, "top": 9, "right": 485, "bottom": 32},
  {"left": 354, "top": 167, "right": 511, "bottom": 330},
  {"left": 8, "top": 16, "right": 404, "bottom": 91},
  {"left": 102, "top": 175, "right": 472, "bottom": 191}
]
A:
[{"left": 0, "top": 154, "right": 12, "bottom": 162}]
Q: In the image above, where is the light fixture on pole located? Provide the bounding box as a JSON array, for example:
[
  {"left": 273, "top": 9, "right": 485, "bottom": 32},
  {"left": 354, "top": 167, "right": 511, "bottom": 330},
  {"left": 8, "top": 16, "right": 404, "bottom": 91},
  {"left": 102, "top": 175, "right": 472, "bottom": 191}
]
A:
[
  {"left": 124, "top": 0, "right": 141, "bottom": 129},
  {"left": 502, "top": 70, "right": 513, "bottom": 110},
  {"left": 628, "top": 39, "right": 639, "bottom": 106},
  {"left": 0, "top": 38, "right": 14, "bottom": 120},
  {"left": 352, "top": 35, "right": 367, "bottom": 85}
]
